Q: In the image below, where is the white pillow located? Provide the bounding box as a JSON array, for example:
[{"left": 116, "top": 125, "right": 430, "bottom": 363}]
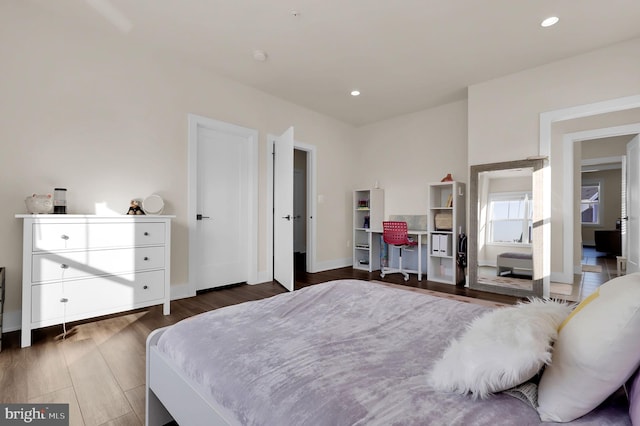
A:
[
  {"left": 537, "top": 273, "right": 640, "bottom": 422},
  {"left": 428, "top": 298, "right": 572, "bottom": 399}
]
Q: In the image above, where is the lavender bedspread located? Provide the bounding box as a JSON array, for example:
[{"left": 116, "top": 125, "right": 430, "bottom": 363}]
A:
[{"left": 157, "top": 279, "right": 630, "bottom": 425}]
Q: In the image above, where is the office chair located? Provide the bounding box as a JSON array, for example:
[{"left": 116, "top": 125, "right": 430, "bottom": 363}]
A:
[{"left": 380, "top": 221, "right": 418, "bottom": 281}]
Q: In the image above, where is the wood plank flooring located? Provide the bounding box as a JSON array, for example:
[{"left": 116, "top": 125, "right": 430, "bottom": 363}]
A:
[
  {"left": 580, "top": 246, "right": 619, "bottom": 299},
  {"left": 0, "top": 262, "right": 595, "bottom": 425},
  {"left": 0, "top": 281, "right": 288, "bottom": 426}
]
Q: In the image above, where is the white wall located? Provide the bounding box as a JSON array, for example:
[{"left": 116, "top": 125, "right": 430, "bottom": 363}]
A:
[
  {"left": 469, "top": 37, "right": 640, "bottom": 165},
  {"left": 0, "top": 2, "right": 356, "bottom": 324},
  {"left": 353, "top": 100, "right": 468, "bottom": 219},
  {"left": 582, "top": 135, "right": 630, "bottom": 159}
]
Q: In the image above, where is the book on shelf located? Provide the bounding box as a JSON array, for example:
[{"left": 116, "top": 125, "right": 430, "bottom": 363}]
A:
[
  {"left": 445, "top": 193, "right": 453, "bottom": 207},
  {"left": 357, "top": 199, "right": 370, "bottom": 209}
]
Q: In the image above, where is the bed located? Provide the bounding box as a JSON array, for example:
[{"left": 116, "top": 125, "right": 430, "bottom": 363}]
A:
[
  {"left": 145, "top": 279, "right": 632, "bottom": 425},
  {"left": 497, "top": 252, "right": 533, "bottom": 276}
]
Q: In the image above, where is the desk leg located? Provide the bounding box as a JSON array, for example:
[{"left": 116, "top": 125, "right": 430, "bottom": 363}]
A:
[{"left": 417, "top": 234, "right": 422, "bottom": 281}]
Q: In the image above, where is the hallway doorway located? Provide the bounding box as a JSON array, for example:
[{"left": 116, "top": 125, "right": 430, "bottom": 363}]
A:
[{"left": 294, "top": 149, "right": 308, "bottom": 274}]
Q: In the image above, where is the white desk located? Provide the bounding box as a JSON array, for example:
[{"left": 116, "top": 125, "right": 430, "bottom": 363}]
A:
[{"left": 368, "top": 229, "right": 428, "bottom": 281}]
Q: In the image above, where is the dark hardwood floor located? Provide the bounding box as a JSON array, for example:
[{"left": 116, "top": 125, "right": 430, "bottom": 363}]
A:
[
  {"left": 295, "top": 264, "right": 522, "bottom": 305},
  {"left": 0, "top": 264, "right": 529, "bottom": 425}
]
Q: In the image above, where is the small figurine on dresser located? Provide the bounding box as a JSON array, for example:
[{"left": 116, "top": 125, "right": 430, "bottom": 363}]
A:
[
  {"left": 25, "top": 194, "right": 54, "bottom": 214},
  {"left": 126, "top": 199, "right": 145, "bottom": 215}
]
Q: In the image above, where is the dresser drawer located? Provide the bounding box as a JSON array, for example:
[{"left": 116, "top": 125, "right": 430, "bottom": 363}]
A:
[
  {"left": 31, "top": 270, "right": 165, "bottom": 324},
  {"left": 32, "top": 246, "right": 165, "bottom": 283},
  {"left": 32, "top": 222, "right": 166, "bottom": 252}
]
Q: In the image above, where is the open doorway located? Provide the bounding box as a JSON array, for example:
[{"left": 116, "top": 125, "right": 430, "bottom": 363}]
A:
[
  {"left": 267, "top": 137, "right": 317, "bottom": 288},
  {"left": 576, "top": 134, "right": 637, "bottom": 297},
  {"left": 574, "top": 134, "right": 636, "bottom": 257},
  {"left": 540, "top": 95, "right": 640, "bottom": 285},
  {"left": 579, "top": 143, "right": 624, "bottom": 289},
  {"left": 579, "top": 136, "right": 627, "bottom": 255},
  {"left": 553, "top": 122, "right": 640, "bottom": 284},
  {"left": 294, "top": 149, "right": 308, "bottom": 274}
]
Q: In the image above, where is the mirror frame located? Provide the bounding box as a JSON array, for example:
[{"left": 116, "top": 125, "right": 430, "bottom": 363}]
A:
[{"left": 469, "top": 158, "right": 549, "bottom": 298}]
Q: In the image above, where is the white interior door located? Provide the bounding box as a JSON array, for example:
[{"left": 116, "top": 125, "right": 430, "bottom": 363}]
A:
[
  {"left": 273, "top": 127, "right": 294, "bottom": 291},
  {"left": 621, "top": 155, "right": 627, "bottom": 259},
  {"left": 195, "top": 127, "right": 249, "bottom": 290},
  {"left": 626, "top": 135, "right": 640, "bottom": 273}
]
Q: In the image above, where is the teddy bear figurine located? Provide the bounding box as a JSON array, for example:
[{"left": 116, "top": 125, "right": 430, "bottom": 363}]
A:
[
  {"left": 126, "top": 199, "right": 145, "bottom": 215},
  {"left": 25, "top": 193, "right": 54, "bottom": 214}
]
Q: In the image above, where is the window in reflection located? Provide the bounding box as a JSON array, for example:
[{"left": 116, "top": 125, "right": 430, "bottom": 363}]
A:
[{"left": 488, "top": 192, "right": 532, "bottom": 244}]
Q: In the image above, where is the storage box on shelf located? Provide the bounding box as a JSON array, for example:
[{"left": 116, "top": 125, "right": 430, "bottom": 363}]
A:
[
  {"left": 428, "top": 182, "right": 465, "bottom": 284},
  {"left": 353, "top": 189, "right": 384, "bottom": 272},
  {"left": 15, "top": 214, "right": 173, "bottom": 348}
]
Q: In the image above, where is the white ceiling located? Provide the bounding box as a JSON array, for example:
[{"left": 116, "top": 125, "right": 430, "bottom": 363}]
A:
[{"left": 28, "top": 0, "right": 640, "bottom": 126}]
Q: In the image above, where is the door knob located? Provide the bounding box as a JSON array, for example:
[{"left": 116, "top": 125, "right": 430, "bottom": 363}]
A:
[
  {"left": 196, "top": 214, "right": 211, "bottom": 220},
  {"left": 282, "top": 215, "right": 292, "bottom": 220}
]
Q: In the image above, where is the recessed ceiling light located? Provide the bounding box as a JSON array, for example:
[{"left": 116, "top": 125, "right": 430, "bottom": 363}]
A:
[
  {"left": 351, "top": 90, "right": 360, "bottom": 96},
  {"left": 253, "top": 50, "right": 267, "bottom": 62},
  {"left": 541, "top": 16, "right": 559, "bottom": 27}
]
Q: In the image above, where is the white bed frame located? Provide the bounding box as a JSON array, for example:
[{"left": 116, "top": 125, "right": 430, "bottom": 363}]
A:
[{"left": 146, "top": 327, "right": 235, "bottom": 426}]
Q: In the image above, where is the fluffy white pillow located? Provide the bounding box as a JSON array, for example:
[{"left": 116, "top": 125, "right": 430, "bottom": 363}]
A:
[
  {"left": 428, "top": 299, "right": 572, "bottom": 399},
  {"left": 537, "top": 273, "right": 640, "bottom": 422}
]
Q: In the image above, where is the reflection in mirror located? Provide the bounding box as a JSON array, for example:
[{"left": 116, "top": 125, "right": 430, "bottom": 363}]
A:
[
  {"left": 476, "top": 168, "right": 533, "bottom": 292},
  {"left": 469, "top": 159, "right": 548, "bottom": 298}
]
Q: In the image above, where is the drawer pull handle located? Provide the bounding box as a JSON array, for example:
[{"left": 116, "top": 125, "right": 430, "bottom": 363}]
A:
[
  {"left": 143, "top": 257, "right": 149, "bottom": 261},
  {"left": 60, "top": 264, "right": 69, "bottom": 269},
  {"left": 60, "top": 298, "right": 68, "bottom": 303},
  {"left": 144, "top": 232, "right": 149, "bottom": 236},
  {"left": 143, "top": 285, "right": 149, "bottom": 290},
  {"left": 61, "top": 235, "right": 69, "bottom": 240}
]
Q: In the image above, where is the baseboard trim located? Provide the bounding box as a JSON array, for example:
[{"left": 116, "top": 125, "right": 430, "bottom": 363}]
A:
[
  {"left": 248, "top": 259, "right": 352, "bottom": 285},
  {"left": 253, "top": 271, "right": 271, "bottom": 284},
  {"left": 312, "top": 258, "right": 352, "bottom": 273},
  {"left": 170, "top": 283, "right": 195, "bottom": 301},
  {"left": 2, "top": 310, "right": 21, "bottom": 333},
  {"left": 551, "top": 271, "right": 574, "bottom": 284}
]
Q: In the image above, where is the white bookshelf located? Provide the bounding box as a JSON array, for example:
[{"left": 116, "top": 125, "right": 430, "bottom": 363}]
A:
[
  {"left": 353, "top": 189, "right": 384, "bottom": 272},
  {"left": 428, "top": 182, "right": 465, "bottom": 284}
]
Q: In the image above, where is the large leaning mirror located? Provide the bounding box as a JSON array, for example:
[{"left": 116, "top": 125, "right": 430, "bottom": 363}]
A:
[{"left": 469, "top": 158, "right": 548, "bottom": 298}]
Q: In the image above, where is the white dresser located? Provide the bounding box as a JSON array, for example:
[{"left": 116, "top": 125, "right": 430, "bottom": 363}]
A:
[{"left": 15, "top": 214, "right": 173, "bottom": 347}]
